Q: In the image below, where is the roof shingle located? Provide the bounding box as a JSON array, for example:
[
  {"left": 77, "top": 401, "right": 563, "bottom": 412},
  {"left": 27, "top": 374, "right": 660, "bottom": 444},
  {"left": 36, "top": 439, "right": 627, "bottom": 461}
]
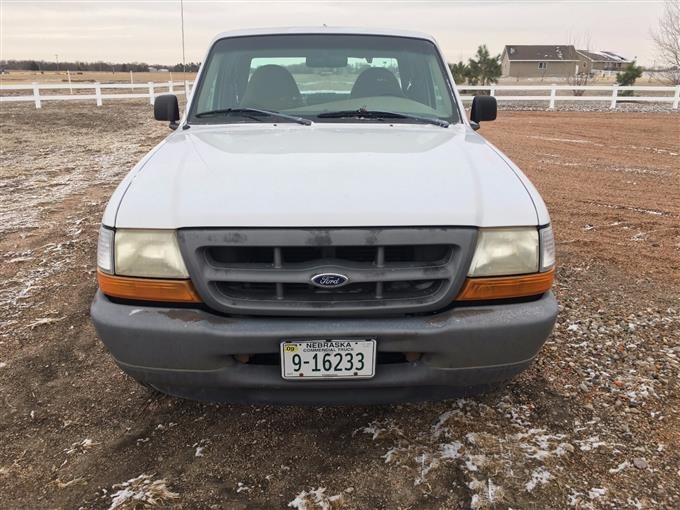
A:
[
  {"left": 576, "top": 49, "right": 631, "bottom": 63},
  {"left": 504, "top": 45, "right": 578, "bottom": 61}
]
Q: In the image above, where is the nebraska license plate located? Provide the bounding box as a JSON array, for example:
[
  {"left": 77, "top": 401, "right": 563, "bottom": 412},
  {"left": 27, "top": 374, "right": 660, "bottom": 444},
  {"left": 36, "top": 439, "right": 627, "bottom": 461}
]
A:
[{"left": 280, "top": 339, "right": 376, "bottom": 380}]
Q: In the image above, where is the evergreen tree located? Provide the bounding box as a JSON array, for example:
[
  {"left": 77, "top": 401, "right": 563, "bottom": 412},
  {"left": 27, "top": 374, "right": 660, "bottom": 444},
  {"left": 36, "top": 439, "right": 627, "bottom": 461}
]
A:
[
  {"left": 470, "top": 45, "right": 502, "bottom": 86},
  {"left": 449, "top": 61, "right": 469, "bottom": 84},
  {"left": 616, "top": 61, "right": 643, "bottom": 96}
]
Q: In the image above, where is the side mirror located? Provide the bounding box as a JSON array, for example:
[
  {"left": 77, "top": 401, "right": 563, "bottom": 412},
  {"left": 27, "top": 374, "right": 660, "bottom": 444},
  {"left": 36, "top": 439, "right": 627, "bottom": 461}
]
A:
[
  {"left": 154, "top": 94, "right": 180, "bottom": 129},
  {"left": 470, "top": 95, "right": 497, "bottom": 125}
]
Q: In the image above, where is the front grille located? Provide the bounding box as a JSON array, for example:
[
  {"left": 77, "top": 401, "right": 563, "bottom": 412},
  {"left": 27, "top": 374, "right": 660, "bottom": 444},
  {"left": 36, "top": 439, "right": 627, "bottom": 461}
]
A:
[
  {"left": 177, "top": 228, "right": 477, "bottom": 316},
  {"left": 216, "top": 279, "right": 443, "bottom": 302}
]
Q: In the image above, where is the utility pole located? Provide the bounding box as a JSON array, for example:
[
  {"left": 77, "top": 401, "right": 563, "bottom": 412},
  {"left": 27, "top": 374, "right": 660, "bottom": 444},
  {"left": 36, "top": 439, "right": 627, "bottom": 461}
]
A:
[
  {"left": 180, "top": 0, "right": 186, "bottom": 75},
  {"left": 55, "top": 54, "right": 59, "bottom": 71}
]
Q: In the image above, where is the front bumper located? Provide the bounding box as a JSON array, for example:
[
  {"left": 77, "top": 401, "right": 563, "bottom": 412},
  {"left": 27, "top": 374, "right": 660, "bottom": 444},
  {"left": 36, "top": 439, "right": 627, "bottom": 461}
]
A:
[{"left": 90, "top": 291, "right": 558, "bottom": 404}]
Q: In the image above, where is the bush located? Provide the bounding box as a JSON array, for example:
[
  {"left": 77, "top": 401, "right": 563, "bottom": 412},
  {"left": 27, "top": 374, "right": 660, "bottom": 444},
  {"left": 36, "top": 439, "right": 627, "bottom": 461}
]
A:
[{"left": 616, "top": 61, "right": 643, "bottom": 96}]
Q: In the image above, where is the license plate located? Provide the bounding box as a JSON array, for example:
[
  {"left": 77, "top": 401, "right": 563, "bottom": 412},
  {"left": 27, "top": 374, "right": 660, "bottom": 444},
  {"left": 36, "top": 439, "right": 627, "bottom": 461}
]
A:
[{"left": 280, "top": 339, "right": 376, "bottom": 380}]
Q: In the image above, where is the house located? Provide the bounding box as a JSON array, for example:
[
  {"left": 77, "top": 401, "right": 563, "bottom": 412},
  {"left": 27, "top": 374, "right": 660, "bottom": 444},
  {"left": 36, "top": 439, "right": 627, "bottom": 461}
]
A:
[
  {"left": 501, "top": 45, "right": 579, "bottom": 79},
  {"left": 576, "top": 50, "right": 632, "bottom": 77}
]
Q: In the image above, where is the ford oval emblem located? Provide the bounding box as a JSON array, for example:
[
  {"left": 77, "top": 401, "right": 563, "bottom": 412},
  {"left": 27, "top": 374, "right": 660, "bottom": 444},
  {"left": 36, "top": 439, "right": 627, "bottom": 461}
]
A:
[{"left": 311, "top": 273, "right": 349, "bottom": 288}]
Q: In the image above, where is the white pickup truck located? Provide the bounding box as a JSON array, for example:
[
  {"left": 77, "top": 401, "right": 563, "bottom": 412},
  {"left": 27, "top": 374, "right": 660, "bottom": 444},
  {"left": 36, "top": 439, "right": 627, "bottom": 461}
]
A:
[{"left": 91, "top": 27, "right": 557, "bottom": 403}]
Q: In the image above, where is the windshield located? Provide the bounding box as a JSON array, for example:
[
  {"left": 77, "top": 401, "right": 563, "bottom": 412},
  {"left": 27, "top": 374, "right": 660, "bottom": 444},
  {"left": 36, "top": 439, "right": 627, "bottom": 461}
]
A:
[{"left": 189, "top": 34, "right": 460, "bottom": 125}]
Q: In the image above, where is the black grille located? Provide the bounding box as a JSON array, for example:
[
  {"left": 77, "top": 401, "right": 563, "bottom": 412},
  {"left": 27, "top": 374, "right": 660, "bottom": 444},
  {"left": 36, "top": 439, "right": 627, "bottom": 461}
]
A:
[
  {"left": 208, "top": 245, "right": 449, "bottom": 267},
  {"left": 216, "top": 279, "right": 443, "bottom": 302},
  {"left": 177, "top": 228, "right": 477, "bottom": 317}
]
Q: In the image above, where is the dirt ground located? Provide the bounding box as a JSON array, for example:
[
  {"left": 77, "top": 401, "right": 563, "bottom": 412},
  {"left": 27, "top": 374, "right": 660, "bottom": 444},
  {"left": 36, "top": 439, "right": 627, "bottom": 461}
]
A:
[{"left": 0, "top": 102, "right": 678, "bottom": 509}]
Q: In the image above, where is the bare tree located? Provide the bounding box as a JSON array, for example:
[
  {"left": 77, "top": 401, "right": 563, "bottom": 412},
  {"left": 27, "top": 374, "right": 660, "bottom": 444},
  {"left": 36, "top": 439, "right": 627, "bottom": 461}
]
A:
[
  {"left": 567, "top": 31, "right": 593, "bottom": 95},
  {"left": 651, "top": 0, "right": 680, "bottom": 85}
]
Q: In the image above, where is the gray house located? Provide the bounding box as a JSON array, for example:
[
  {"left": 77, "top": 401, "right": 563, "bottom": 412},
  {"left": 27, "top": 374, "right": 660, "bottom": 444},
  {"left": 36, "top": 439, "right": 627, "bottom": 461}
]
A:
[
  {"left": 501, "top": 45, "right": 579, "bottom": 79},
  {"left": 576, "top": 50, "right": 632, "bottom": 76}
]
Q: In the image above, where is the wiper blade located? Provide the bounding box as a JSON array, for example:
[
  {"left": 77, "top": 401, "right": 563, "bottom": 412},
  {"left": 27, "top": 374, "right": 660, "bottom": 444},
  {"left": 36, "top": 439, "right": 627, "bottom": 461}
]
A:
[
  {"left": 195, "top": 107, "right": 312, "bottom": 125},
  {"left": 317, "top": 109, "right": 449, "bottom": 128}
]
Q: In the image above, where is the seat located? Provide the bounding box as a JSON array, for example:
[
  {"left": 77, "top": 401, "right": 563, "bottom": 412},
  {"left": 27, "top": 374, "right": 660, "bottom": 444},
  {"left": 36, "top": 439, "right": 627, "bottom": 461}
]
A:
[
  {"left": 350, "top": 68, "right": 403, "bottom": 99},
  {"left": 241, "top": 65, "right": 303, "bottom": 111}
]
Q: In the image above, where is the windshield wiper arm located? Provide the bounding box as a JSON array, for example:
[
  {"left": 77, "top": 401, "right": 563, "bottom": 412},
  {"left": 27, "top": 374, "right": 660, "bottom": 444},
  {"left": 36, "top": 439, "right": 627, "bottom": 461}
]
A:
[
  {"left": 194, "top": 107, "right": 312, "bottom": 125},
  {"left": 317, "top": 109, "right": 449, "bottom": 128}
]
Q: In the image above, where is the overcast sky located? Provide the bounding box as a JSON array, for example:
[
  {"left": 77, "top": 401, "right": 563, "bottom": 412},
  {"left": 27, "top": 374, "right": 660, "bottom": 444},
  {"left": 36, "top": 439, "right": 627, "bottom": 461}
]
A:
[{"left": 0, "top": 1, "right": 668, "bottom": 66}]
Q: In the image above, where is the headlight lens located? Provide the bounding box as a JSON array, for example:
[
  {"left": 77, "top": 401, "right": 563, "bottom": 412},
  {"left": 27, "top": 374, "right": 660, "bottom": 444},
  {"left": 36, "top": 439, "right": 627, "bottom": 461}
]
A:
[
  {"left": 539, "top": 225, "right": 555, "bottom": 272},
  {"left": 114, "top": 229, "right": 189, "bottom": 278},
  {"left": 97, "top": 226, "right": 114, "bottom": 274},
  {"left": 468, "top": 228, "right": 539, "bottom": 277}
]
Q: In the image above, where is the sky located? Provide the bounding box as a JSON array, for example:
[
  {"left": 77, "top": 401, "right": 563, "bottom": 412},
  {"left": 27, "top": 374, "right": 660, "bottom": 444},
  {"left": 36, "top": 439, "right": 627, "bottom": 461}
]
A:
[{"left": 0, "top": 1, "right": 669, "bottom": 66}]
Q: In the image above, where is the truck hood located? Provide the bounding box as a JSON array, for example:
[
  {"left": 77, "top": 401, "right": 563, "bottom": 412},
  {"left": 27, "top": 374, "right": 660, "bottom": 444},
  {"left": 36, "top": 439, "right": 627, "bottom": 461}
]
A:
[{"left": 112, "top": 123, "right": 540, "bottom": 228}]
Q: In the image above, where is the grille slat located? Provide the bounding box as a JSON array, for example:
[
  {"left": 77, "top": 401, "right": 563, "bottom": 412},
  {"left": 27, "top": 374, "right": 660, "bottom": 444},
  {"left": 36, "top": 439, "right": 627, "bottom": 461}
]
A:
[
  {"left": 201, "top": 265, "right": 453, "bottom": 283},
  {"left": 178, "top": 228, "right": 477, "bottom": 317},
  {"left": 375, "top": 246, "right": 385, "bottom": 299}
]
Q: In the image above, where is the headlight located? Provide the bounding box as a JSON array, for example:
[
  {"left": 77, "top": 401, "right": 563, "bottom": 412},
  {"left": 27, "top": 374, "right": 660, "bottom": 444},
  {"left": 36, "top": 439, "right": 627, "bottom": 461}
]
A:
[
  {"left": 97, "top": 226, "right": 114, "bottom": 274},
  {"left": 114, "top": 229, "right": 189, "bottom": 278},
  {"left": 468, "top": 228, "right": 539, "bottom": 277}
]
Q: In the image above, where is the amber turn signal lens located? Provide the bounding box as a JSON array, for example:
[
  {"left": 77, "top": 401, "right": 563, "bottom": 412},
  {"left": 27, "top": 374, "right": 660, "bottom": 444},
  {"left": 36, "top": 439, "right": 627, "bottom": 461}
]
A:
[
  {"left": 97, "top": 270, "right": 202, "bottom": 303},
  {"left": 456, "top": 268, "right": 554, "bottom": 301}
]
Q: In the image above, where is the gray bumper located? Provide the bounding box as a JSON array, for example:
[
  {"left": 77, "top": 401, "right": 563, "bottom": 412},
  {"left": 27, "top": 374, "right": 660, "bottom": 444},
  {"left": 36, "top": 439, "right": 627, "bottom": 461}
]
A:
[{"left": 90, "top": 291, "right": 557, "bottom": 404}]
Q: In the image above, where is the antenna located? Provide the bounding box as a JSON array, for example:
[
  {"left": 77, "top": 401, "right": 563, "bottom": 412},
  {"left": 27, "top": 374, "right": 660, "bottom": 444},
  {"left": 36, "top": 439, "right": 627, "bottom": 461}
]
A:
[{"left": 180, "top": 0, "right": 186, "bottom": 74}]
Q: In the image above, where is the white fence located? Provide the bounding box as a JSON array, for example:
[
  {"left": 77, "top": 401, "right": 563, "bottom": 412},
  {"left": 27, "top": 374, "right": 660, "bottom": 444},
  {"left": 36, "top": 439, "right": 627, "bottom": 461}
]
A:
[
  {"left": 459, "top": 84, "right": 680, "bottom": 109},
  {"left": 0, "top": 80, "right": 194, "bottom": 108},
  {"left": 1, "top": 81, "right": 678, "bottom": 110}
]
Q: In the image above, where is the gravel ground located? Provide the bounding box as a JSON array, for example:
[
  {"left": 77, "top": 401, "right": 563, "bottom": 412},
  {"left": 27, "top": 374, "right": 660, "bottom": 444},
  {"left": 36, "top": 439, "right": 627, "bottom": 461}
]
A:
[
  {"left": 498, "top": 102, "right": 679, "bottom": 113},
  {"left": 0, "top": 102, "right": 678, "bottom": 509}
]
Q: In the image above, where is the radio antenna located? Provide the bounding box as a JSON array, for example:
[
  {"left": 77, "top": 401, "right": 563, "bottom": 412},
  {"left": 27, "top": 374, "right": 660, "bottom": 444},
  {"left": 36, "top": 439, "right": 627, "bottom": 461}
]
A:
[{"left": 180, "top": 0, "right": 186, "bottom": 74}]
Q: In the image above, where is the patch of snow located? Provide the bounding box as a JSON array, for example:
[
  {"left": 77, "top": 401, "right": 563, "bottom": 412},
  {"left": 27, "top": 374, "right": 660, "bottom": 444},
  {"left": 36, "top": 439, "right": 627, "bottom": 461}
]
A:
[
  {"left": 28, "top": 316, "right": 64, "bottom": 329},
  {"left": 577, "top": 436, "right": 609, "bottom": 451},
  {"left": 468, "top": 478, "right": 504, "bottom": 510},
  {"left": 354, "top": 419, "right": 403, "bottom": 440},
  {"left": 65, "top": 438, "right": 99, "bottom": 455},
  {"left": 525, "top": 467, "right": 552, "bottom": 492},
  {"left": 608, "top": 460, "right": 630, "bottom": 474},
  {"left": 382, "top": 447, "right": 402, "bottom": 464},
  {"left": 464, "top": 454, "right": 488, "bottom": 472},
  {"left": 588, "top": 487, "right": 607, "bottom": 499},
  {"left": 432, "top": 408, "right": 463, "bottom": 438},
  {"left": 414, "top": 452, "right": 440, "bottom": 486},
  {"left": 288, "top": 487, "right": 344, "bottom": 510},
  {"left": 439, "top": 441, "right": 463, "bottom": 460},
  {"left": 108, "top": 474, "right": 178, "bottom": 510},
  {"left": 236, "top": 482, "right": 251, "bottom": 493}
]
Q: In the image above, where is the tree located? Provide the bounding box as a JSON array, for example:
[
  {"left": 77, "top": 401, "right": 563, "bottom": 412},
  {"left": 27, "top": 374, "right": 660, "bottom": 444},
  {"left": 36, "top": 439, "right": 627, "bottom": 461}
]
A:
[
  {"left": 650, "top": 0, "right": 680, "bottom": 84},
  {"left": 616, "top": 61, "right": 643, "bottom": 95},
  {"left": 467, "top": 45, "right": 502, "bottom": 86},
  {"left": 449, "top": 61, "right": 468, "bottom": 84},
  {"left": 567, "top": 31, "right": 593, "bottom": 95}
]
